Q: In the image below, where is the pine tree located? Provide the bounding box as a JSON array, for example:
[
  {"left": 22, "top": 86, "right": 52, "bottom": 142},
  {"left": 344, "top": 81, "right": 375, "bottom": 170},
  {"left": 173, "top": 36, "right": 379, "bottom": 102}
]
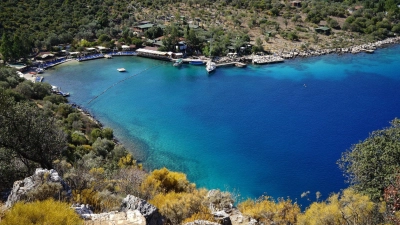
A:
[{"left": 0, "top": 33, "right": 13, "bottom": 62}]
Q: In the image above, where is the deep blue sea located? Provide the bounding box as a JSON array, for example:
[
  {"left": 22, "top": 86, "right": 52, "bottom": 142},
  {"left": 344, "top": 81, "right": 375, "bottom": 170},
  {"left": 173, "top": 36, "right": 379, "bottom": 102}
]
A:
[{"left": 44, "top": 45, "right": 400, "bottom": 207}]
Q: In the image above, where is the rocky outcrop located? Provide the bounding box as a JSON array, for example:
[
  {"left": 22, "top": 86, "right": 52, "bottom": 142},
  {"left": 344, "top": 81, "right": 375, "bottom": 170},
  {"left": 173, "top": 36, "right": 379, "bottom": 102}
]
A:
[
  {"left": 229, "top": 209, "right": 257, "bottom": 225},
  {"left": 120, "top": 194, "right": 163, "bottom": 225},
  {"left": 183, "top": 220, "right": 221, "bottom": 225},
  {"left": 5, "top": 168, "right": 71, "bottom": 208},
  {"left": 80, "top": 210, "right": 146, "bottom": 225},
  {"left": 72, "top": 203, "right": 146, "bottom": 225},
  {"left": 71, "top": 204, "right": 94, "bottom": 219}
]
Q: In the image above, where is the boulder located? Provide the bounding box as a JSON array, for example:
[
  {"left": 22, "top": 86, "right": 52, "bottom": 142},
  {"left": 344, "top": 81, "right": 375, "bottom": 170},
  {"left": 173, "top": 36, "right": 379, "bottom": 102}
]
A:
[
  {"left": 120, "top": 194, "right": 163, "bottom": 225},
  {"left": 71, "top": 204, "right": 94, "bottom": 219},
  {"left": 229, "top": 209, "right": 257, "bottom": 225},
  {"left": 5, "top": 168, "right": 71, "bottom": 208}
]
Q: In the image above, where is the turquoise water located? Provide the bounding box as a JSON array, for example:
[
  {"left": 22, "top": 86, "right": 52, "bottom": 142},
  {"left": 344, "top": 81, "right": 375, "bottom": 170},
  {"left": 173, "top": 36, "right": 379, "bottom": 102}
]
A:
[{"left": 45, "top": 46, "right": 400, "bottom": 207}]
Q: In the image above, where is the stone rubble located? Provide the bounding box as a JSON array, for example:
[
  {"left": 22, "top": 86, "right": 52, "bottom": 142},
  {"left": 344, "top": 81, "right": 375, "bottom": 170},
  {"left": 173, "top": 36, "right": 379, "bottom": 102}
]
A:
[{"left": 5, "top": 168, "right": 71, "bottom": 208}]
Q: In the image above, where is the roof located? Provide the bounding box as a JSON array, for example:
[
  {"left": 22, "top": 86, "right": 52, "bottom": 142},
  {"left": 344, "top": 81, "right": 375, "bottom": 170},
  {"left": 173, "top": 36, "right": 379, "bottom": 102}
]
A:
[
  {"left": 136, "top": 48, "right": 168, "bottom": 56},
  {"left": 86, "top": 47, "right": 96, "bottom": 51},
  {"left": 139, "top": 20, "right": 151, "bottom": 24},
  {"left": 136, "top": 23, "right": 154, "bottom": 29},
  {"left": 41, "top": 54, "right": 54, "bottom": 58},
  {"left": 315, "top": 27, "right": 330, "bottom": 31},
  {"left": 189, "top": 24, "right": 199, "bottom": 29},
  {"left": 97, "top": 46, "right": 109, "bottom": 50},
  {"left": 154, "top": 41, "right": 164, "bottom": 46},
  {"left": 121, "top": 45, "right": 130, "bottom": 49},
  {"left": 7, "top": 64, "right": 27, "bottom": 70}
]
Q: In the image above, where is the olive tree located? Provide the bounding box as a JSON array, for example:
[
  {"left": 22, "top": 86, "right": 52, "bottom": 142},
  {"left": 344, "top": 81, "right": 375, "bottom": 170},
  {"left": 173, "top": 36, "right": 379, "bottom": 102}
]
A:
[
  {"left": 0, "top": 90, "right": 67, "bottom": 172},
  {"left": 338, "top": 119, "right": 400, "bottom": 201}
]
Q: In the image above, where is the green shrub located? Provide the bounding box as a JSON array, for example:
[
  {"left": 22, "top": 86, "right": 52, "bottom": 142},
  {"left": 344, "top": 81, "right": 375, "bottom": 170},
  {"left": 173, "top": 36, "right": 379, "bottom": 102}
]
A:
[
  {"left": 102, "top": 127, "right": 113, "bottom": 140},
  {"left": 1, "top": 199, "right": 83, "bottom": 225},
  {"left": 43, "top": 94, "right": 68, "bottom": 104},
  {"left": 25, "top": 182, "right": 68, "bottom": 202},
  {"left": 71, "top": 131, "right": 88, "bottom": 145}
]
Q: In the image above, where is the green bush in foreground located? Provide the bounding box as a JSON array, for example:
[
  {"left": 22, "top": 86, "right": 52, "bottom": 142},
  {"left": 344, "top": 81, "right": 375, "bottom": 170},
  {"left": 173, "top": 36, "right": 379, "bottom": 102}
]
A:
[{"left": 1, "top": 199, "right": 83, "bottom": 225}]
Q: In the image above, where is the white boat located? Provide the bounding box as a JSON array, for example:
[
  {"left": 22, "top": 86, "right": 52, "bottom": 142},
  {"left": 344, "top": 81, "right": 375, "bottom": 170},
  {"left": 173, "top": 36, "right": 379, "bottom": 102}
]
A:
[
  {"left": 51, "top": 86, "right": 70, "bottom": 97},
  {"left": 173, "top": 58, "right": 183, "bottom": 67},
  {"left": 205, "top": 61, "right": 216, "bottom": 73},
  {"left": 104, "top": 54, "right": 112, "bottom": 59},
  {"left": 117, "top": 68, "right": 126, "bottom": 72},
  {"left": 36, "top": 68, "right": 44, "bottom": 73}
]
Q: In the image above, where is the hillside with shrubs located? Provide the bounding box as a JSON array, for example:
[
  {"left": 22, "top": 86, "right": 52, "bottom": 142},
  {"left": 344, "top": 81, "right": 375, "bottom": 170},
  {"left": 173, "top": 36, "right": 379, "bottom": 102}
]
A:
[{"left": 1, "top": 0, "right": 400, "bottom": 61}]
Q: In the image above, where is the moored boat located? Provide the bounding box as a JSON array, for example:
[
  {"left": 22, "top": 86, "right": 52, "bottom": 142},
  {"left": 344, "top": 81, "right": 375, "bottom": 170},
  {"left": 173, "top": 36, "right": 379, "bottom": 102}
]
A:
[
  {"left": 36, "top": 68, "right": 44, "bottom": 73},
  {"left": 173, "top": 58, "right": 183, "bottom": 67},
  {"left": 189, "top": 59, "right": 205, "bottom": 65},
  {"left": 51, "top": 85, "right": 70, "bottom": 97},
  {"left": 235, "top": 62, "right": 247, "bottom": 68},
  {"left": 35, "top": 76, "right": 43, "bottom": 83},
  {"left": 206, "top": 61, "right": 216, "bottom": 73}
]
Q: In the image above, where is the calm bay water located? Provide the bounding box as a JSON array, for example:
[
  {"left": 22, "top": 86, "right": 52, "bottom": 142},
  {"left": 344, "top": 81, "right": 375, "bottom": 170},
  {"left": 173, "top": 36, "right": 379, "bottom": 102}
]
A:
[{"left": 45, "top": 45, "right": 400, "bottom": 207}]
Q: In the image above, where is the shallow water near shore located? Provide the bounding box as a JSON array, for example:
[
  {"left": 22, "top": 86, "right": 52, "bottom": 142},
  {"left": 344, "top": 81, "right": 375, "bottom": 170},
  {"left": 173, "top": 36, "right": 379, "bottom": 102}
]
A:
[{"left": 45, "top": 45, "right": 400, "bottom": 207}]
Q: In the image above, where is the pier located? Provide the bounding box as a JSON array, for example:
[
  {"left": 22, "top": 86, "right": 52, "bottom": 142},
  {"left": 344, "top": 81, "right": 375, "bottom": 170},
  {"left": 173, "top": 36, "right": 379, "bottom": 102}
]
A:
[
  {"left": 40, "top": 58, "right": 71, "bottom": 69},
  {"left": 215, "top": 62, "right": 247, "bottom": 68},
  {"left": 77, "top": 52, "right": 137, "bottom": 62}
]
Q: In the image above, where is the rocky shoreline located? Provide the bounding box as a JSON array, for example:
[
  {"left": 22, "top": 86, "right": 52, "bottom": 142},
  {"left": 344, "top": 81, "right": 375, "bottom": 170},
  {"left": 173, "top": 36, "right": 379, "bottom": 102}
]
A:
[
  {"left": 213, "top": 36, "right": 400, "bottom": 65},
  {"left": 71, "top": 103, "right": 121, "bottom": 144}
]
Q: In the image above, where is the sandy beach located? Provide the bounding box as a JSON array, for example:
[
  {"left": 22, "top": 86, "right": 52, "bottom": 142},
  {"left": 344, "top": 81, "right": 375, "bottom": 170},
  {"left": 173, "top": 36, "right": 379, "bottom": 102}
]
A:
[{"left": 22, "top": 59, "right": 79, "bottom": 82}]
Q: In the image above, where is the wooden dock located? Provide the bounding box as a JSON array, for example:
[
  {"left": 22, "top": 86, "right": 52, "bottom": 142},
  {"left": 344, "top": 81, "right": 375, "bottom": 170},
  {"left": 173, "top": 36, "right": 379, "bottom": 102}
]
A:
[{"left": 215, "top": 62, "right": 247, "bottom": 68}]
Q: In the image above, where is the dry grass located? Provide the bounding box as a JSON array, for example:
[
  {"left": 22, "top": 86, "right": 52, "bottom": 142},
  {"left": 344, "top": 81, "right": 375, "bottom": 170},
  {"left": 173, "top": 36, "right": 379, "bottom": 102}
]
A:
[{"left": 0, "top": 201, "right": 6, "bottom": 223}]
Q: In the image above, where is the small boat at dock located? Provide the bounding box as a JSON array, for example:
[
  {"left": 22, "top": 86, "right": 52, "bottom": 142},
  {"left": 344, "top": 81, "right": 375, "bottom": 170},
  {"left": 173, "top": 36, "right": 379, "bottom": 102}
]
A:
[
  {"left": 173, "top": 58, "right": 183, "bottom": 67},
  {"left": 117, "top": 68, "right": 126, "bottom": 72},
  {"left": 104, "top": 54, "right": 112, "bottom": 59},
  {"left": 51, "top": 86, "right": 70, "bottom": 97},
  {"left": 189, "top": 59, "right": 205, "bottom": 65},
  {"left": 235, "top": 62, "right": 247, "bottom": 68},
  {"left": 36, "top": 68, "right": 44, "bottom": 73},
  {"left": 35, "top": 76, "right": 44, "bottom": 83},
  {"left": 206, "top": 61, "right": 216, "bottom": 73}
]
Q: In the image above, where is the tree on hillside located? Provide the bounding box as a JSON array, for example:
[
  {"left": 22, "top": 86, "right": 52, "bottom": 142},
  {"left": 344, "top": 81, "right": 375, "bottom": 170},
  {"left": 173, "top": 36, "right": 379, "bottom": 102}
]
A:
[
  {"left": 0, "top": 33, "right": 13, "bottom": 61},
  {"left": 185, "top": 29, "right": 200, "bottom": 50},
  {"left": 161, "top": 25, "right": 180, "bottom": 52},
  {"left": 0, "top": 90, "right": 67, "bottom": 172},
  {"left": 338, "top": 119, "right": 400, "bottom": 201}
]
